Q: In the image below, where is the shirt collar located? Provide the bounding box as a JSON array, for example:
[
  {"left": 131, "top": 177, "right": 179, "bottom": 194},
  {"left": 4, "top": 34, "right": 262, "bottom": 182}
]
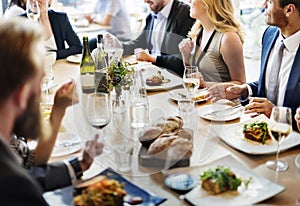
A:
[
  {"left": 152, "top": 0, "right": 173, "bottom": 19},
  {"left": 280, "top": 29, "right": 300, "bottom": 52}
]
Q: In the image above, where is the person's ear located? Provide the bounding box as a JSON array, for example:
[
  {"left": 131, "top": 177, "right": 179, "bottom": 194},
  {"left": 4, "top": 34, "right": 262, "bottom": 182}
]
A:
[
  {"left": 14, "top": 83, "right": 31, "bottom": 112},
  {"left": 286, "top": 4, "right": 296, "bottom": 14}
]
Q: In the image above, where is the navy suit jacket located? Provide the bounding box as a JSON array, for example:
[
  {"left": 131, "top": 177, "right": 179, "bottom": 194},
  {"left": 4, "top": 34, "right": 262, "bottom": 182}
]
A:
[
  {"left": 22, "top": 10, "right": 82, "bottom": 59},
  {"left": 248, "top": 26, "right": 300, "bottom": 129},
  {"left": 48, "top": 10, "right": 82, "bottom": 59},
  {"left": 122, "top": 0, "right": 195, "bottom": 76}
]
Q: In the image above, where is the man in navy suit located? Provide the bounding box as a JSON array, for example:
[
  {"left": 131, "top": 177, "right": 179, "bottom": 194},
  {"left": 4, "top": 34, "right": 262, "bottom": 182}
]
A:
[
  {"left": 207, "top": 0, "right": 300, "bottom": 129},
  {"left": 106, "top": 0, "right": 195, "bottom": 76}
]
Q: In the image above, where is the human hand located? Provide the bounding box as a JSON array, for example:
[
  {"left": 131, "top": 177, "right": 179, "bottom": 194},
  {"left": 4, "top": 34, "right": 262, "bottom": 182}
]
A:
[
  {"left": 53, "top": 80, "right": 78, "bottom": 113},
  {"left": 84, "top": 14, "right": 94, "bottom": 23},
  {"left": 103, "top": 32, "right": 122, "bottom": 49},
  {"left": 207, "top": 83, "right": 247, "bottom": 102},
  {"left": 135, "top": 49, "right": 155, "bottom": 63},
  {"left": 178, "top": 38, "right": 193, "bottom": 64},
  {"left": 244, "top": 97, "right": 275, "bottom": 118},
  {"left": 79, "top": 134, "right": 104, "bottom": 171},
  {"left": 294, "top": 107, "right": 300, "bottom": 131}
]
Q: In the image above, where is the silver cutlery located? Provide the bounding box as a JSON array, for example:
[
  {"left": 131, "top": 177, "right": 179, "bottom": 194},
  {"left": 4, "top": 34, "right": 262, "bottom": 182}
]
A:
[
  {"left": 56, "top": 141, "right": 80, "bottom": 148},
  {"left": 203, "top": 104, "right": 242, "bottom": 117}
]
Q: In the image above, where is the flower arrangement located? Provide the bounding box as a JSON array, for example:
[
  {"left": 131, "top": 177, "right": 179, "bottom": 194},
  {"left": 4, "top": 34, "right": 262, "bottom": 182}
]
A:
[{"left": 107, "top": 61, "right": 134, "bottom": 95}]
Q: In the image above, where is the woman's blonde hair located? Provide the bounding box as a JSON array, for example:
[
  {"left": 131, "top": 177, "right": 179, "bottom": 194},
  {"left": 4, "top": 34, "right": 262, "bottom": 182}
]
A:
[{"left": 188, "top": 0, "right": 244, "bottom": 43}]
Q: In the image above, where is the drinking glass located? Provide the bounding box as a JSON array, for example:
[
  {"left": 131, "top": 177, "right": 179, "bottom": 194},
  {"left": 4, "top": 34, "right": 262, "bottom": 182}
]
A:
[
  {"left": 86, "top": 93, "right": 111, "bottom": 153},
  {"left": 26, "top": 0, "right": 40, "bottom": 21},
  {"left": 183, "top": 66, "right": 200, "bottom": 100},
  {"left": 266, "top": 107, "right": 292, "bottom": 171}
]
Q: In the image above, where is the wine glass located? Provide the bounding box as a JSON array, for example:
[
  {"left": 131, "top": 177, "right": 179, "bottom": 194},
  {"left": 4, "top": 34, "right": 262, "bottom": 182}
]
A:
[
  {"left": 266, "top": 107, "right": 292, "bottom": 171},
  {"left": 86, "top": 92, "right": 111, "bottom": 153},
  {"left": 26, "top": 0, "right": 40, "bottom": 21},
  {"left": 183, "top": 66, "right": 200, "bottom": 100}
]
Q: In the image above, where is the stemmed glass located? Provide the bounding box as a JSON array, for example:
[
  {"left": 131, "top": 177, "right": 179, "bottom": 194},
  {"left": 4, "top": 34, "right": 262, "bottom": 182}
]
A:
[
  {"left": 183, "top": 66, "right": 200, "bottom": 100},
  {"left": 266, "top": 107, "right": 292, "bottom": 171},
  {"left": 86, "top": 92, "right": 111, "bottom": 153},
  {"left": 26, "top": 0, "right": 40, "bottom": 21}
]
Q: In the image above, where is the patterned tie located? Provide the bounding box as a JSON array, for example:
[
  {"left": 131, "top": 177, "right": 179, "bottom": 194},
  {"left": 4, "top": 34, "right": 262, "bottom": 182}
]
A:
[{"left": 267, "top": 41, "right": 285, "bottom": 104}]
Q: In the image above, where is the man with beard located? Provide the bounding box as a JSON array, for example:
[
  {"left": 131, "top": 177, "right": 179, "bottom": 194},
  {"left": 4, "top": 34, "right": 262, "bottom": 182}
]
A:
[
  {"left": 207, "top": 0, "right": 300, "bottom": 130},
  {"left": 0, "top": 18, "right": 103, "bottom": 204},
  {"left": 105, "top": 0, "right": 195, "bottom": 76}
]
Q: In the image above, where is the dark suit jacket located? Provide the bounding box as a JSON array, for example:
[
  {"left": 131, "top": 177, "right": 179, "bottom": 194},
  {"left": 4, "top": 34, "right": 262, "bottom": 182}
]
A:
[
  {"left": 248, "top": 26, "right": 300, "bottom": 129},
  {"left": 48, "top": 10, "right": 82, "bottom": 59},
  {"left": 0, "top": 138, "right": 48, "bottom": 205},
  {"left": 122, "top": 0, "right": 195, "bottom": 76},
  {"left": 22, "top": 10, "right": 82, "bottom": 59}
]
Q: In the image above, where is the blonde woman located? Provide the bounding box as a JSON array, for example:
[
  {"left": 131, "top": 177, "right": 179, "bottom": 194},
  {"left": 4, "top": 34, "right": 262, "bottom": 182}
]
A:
[{"left": 179, "top": 0, "right": 245, "bottom": 89}]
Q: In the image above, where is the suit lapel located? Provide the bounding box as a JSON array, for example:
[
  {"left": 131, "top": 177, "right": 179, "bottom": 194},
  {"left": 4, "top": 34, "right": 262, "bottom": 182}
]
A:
[{"left": 284, "top": 45, "right": 300, "bottom": 106}]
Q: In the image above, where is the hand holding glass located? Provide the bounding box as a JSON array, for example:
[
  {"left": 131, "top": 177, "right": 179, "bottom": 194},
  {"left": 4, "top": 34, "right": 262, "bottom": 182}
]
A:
[
  {"left": 26, "top": 0, "right": 40, "bottom": 21},
  {"left": 266, "top": 107, "right": 292, "bottom": 171}
]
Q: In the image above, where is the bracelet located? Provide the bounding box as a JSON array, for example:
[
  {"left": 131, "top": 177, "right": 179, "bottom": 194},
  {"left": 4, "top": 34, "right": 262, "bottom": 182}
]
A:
[{"left": 68, "top": 157, "right": 83, "bottom": 179}]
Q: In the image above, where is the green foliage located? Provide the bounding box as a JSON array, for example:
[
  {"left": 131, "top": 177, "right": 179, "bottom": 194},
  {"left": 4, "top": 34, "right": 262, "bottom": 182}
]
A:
[{"left": 107, "top": 61, "right": 134, "bottom": 92}]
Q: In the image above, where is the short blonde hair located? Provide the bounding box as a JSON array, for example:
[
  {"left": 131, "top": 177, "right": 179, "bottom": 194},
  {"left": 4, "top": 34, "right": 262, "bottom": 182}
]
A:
[
  {"left": 0, "top": 17, "right": 43, "bottom": 103},
  {"left": 188, "top": 0, "right": 244, "bottom": 43}
]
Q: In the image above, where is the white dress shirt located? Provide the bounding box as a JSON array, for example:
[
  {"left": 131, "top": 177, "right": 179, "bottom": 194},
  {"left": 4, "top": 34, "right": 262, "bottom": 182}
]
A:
[
  {"left": 265, "top": 30, "right": 300, "bottom": 106},
  {"left": 151, "top": 0, "right": 173, "bottom": 56}
]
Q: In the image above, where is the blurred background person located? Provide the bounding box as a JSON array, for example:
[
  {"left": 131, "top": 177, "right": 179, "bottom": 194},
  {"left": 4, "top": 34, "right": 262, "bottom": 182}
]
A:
[
  {"left": 87, "top": 0, "right": 131, "bottom": 50},
  {"left": 105, "top": 0, "right": 195, "bottom": 77},
  {"left": 21, "top": 0, "right": 82, "bottom": 59},
  {"left": 179, "top": 0, "right": 245, "bottom": 87},
  {"left": 4, "top": 0, "right": 26, "bottom": 18}
]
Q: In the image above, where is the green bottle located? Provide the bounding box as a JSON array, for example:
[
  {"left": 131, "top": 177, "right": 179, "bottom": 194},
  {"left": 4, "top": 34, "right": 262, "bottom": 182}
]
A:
[{"left": 80, "top": 36, "right": 95, "bottom": 93}]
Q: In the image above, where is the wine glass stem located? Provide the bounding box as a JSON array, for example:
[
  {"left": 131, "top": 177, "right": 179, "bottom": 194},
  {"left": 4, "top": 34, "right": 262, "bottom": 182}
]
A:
[{"left": 275, "top": 140, "right": 281, "bottom": 166}]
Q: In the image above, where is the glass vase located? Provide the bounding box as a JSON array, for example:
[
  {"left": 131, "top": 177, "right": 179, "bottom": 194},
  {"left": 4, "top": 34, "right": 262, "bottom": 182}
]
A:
[{"left": 111, "top": 86, "right": 126, "bottom": 114}]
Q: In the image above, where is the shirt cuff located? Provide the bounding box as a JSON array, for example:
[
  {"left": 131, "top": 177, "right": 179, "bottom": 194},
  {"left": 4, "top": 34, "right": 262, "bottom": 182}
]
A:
[{"left": 63, "top": 159, "right": 77, "bottom": 185}]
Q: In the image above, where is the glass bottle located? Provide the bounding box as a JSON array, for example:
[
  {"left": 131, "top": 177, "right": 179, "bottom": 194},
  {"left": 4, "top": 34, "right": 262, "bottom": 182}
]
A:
[
  {"left": 130, "top": 70, "right": 149, "bottom": 128},
  {"left": 92, "top": 34, "right": 108, "bottom": 93},
  {"left": 80, "top": 36, "right": 95, "bottom": 94}
]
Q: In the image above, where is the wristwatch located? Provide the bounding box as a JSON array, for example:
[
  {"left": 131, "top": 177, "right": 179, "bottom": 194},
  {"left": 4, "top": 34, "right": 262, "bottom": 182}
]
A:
[{"left": 68, "top": 157, "right": 83, "bottom": 179}]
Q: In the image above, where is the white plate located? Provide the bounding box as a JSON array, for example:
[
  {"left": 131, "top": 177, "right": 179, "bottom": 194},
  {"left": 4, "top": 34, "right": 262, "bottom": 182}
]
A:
[
  {"left": 198, "top": 104, "right": 242, "bottom": 121},
  {"left": 66, "top": 54, "right": 82, "bottom": 64},
  {"left": 212, "top": 115, "right": 300, "bottom": 155},
  {"left": 169, "top": 88, "right": 209, "bottom": 103},
  {"left": 51, "top": 133, "right": 82, "bottom": 157},
  {"left": 182, "top": 155, "right": 285, "bottom": 206},
  {"left": 140, "top": 65, "right": 183, "bottom": 91}
]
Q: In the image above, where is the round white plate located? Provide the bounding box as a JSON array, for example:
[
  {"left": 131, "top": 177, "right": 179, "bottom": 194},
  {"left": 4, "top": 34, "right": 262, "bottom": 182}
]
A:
[
  {"left": 198, "top": 104, "right": 242, "bottom": 121},
  {"left": 66, "top": 54, "right": 82, "bottom": 64},
  {"left": 169, "top": 88, "right": 209, "bottom": 103},
  {"left": 51, "top": 133, "right": 82, "bottom": 157}
]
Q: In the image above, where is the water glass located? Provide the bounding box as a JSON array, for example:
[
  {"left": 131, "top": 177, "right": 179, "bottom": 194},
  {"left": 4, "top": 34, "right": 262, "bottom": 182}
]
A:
[
  {"left": 113, "top": 141, "right": 133, "bottom": 173},
  {"left": 130, "top": 94, "right": 149, "bottom": 128},
  {"left": 178, "top": 99, "right": 195, "bottom": 126}
]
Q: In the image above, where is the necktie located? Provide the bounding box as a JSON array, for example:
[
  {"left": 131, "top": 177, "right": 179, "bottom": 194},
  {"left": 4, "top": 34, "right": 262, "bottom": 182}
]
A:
[{"left": 267, "top": 41, "right": 285, "bottom": 104}]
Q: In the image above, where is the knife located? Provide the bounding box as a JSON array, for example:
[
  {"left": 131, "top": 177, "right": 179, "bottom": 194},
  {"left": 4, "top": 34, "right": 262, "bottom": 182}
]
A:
[{"left": 203, "top": 104, "right": 242, "bottom": 117}]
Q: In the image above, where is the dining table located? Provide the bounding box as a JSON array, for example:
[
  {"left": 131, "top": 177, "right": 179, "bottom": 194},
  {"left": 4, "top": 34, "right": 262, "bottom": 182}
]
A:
[{"left": 46, "top": 58, "right": 300, "bottom": 206}]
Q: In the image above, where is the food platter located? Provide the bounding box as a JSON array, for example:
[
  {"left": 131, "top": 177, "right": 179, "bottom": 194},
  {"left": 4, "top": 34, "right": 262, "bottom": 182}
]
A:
[
  {"left": 139, "top": 64, "right": 183, "bottom": 91},
  {"left": 212, "top": 115, "right": 300, "bottom": 155},
  {"left": 169, "top": 88, "right": 209, "bottom": 103},
  {"left": 167, "top": 155, "right": 285, "bottom": 206},
  {"left": 43, "top": 168, "right": 166, "bottom": 206}
]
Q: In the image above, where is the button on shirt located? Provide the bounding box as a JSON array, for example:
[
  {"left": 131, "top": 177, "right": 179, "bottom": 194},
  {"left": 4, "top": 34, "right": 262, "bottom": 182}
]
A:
[
  {"left": 151, "top": 0, "right": 173, "bottom": 56},
  {"left": 265, "top": 30, "right": 300, "bottom": 106}
]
